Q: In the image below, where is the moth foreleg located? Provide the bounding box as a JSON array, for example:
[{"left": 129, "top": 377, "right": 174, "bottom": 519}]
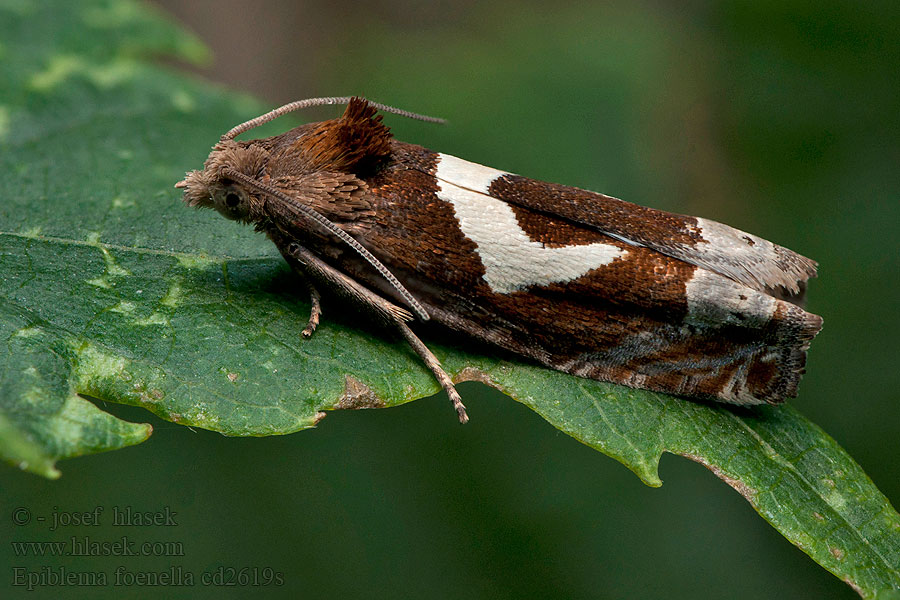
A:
[
  {"left": 275, "top": 239, "right": 468, "bottom": 423},
  {"left": 279, "top": 241, "right": 414, "bottom": 325},
  {"left": 280, "top": 261, "right": 323, "bottom": 338},
  {"left": 303, "top": 282, "right": 322, "bottom": 338},
  {"left": 299, "top": 276, "right": 322, "bottom": 338}
]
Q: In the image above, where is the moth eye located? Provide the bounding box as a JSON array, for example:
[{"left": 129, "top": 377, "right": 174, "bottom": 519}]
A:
[{"left": 213, "top": 186, "right": 251, "bottom": 221}]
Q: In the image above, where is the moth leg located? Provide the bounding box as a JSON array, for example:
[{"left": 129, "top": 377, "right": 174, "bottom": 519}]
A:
[
  {"left": 396, "top": 323, "right": 469, "bottom": 424},
  {"left": 282, "top": 263, "right": 323, "bottom": 338},
  {"left": 276, "top": 238, "right": 468, "bottom": 423},
  {"left": 280, "top": 242, "right": 414, "bottom": 325},
  {"left": 301, "top": 278, "right": 322, "bottom": 338}
]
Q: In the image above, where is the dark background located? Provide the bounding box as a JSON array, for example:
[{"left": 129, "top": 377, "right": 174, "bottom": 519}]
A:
[{"left": 4, "top": 1, "right": 898, "bottom": 598}]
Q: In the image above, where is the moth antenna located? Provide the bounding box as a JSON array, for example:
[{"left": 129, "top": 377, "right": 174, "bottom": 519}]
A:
[
  {"left": 222, "top": 96, "right": 446, "bottom": 141},
  {"left": 222, "top": 168, "right": 431, "bottom": 322}
]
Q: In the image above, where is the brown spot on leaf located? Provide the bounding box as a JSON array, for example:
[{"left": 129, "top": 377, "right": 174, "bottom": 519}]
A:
[
  {"left": 681, "top": 453, "right": 758, "bottom": 501},
  {"left": 335, "top": 375, "right": 384, "bottom": 410},
  {"left": 842, "top": 578, "right": 864, "bottom": 596},
  {"left": 227, "top": 372, "right": 239, "bottom": 383},
  {"left": 453, "top": 366, "right": 494, "bottom": 386},
  {"left": 830, "top": 547, "right": 844, "bottom": 560}
]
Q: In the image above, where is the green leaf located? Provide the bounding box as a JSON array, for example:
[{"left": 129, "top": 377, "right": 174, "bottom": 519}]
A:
[
  {"left": 473, "top": 367, "right": 900, "bottom": 597},
  {"left": 0, "top": 1, "right": 897, "bottom": 597}
]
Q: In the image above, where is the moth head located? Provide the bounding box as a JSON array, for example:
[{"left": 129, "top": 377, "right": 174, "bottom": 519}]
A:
[
  {"left": 176, "top": 142, "right": 269, "bottom": 223},
  {"left": 174, "top": 97, "right": 443, "bottom": 324},
  {"left": 209, "top": 180, "right": 253, "bottom": 221}
]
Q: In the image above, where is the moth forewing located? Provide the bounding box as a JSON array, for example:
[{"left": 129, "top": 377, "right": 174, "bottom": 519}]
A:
[{"left": 178, "top": 97, "right": 822, "bottom": 422}]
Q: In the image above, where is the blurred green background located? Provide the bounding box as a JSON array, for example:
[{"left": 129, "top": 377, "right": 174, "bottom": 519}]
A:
[{"left": 3, "top": 1, "right": 898, "bottom": 598}]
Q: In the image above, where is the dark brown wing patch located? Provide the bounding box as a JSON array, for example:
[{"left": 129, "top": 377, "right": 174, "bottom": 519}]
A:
[{"left": 289, "top": 97, "right": 393, "bottom": 175}]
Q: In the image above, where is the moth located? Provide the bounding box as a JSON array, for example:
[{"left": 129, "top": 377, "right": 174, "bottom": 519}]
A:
[{"left": 177, "top": 96, "right": 822, "bottom": 423}]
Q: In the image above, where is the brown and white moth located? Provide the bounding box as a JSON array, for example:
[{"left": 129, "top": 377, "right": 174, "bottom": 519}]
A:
[{"left": 177, "top": 96, "right": 823, "bottom": 423}]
